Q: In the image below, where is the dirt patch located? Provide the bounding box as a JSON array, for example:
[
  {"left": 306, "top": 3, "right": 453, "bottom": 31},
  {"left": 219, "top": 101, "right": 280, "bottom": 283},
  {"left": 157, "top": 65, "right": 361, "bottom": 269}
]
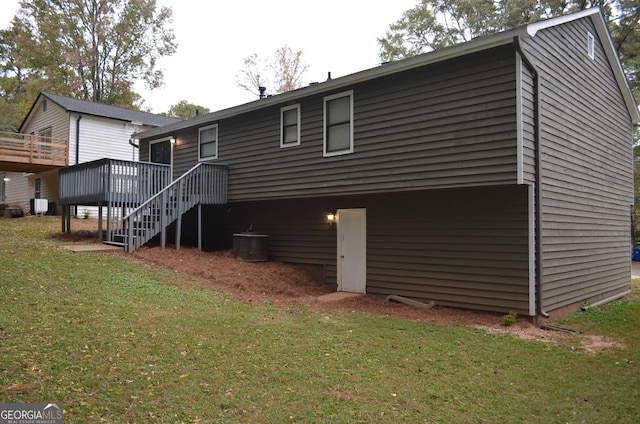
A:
[
  {"left": 51, "top": 229, "right": 101, "bottom": 243},
  {"left": 577, "top": 335, "right": 626, "bottom": 354}
]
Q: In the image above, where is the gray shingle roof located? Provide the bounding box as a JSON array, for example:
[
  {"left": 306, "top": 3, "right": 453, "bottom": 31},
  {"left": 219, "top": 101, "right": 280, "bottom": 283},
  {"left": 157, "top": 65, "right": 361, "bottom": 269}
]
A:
[{"left": 41, "top": 92, "right": 182, "bottom": 127}]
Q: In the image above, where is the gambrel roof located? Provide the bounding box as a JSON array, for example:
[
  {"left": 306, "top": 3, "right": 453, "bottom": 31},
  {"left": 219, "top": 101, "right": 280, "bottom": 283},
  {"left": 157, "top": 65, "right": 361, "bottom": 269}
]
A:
[
  {"left": 139, "top": 7, "right": 638, "bottom": 141},
  {"left": 19, "top": 92, "right": 181, "bottom": 132}
]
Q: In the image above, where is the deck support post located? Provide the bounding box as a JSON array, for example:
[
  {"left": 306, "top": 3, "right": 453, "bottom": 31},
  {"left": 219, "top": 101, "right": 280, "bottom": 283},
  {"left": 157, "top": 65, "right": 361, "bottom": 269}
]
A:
[
  {"left": 160, "top": 190, "right": 167, "bottom": 248},
  {"left": 106, "top": 201, "right": 112, "bottom": 243},
  {"left": 61, "top": 205, "right": 72, "bottom": 233},
  {"left": 176, "top": 181, "right": 183, "bottom": 250},
  {"left": 197, "top": 204, "right": 202, "bottom": 251},
  {"left": 97, "top": 202, "right": 103, "bottom": 240}
]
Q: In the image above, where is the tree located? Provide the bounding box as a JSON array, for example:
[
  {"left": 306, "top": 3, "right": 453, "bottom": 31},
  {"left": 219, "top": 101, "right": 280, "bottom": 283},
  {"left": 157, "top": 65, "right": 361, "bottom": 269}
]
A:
[
  {"left": 378, "top": 0, "right": 639, "bottom": 121},
  {"left": 164, "top": 100, "right": 210, "bottom": 120},
  {"left": 236, "top": 45, "right": 309, "bottom": 98},
  {"left": 378, "top": 1, "right": 626, "bottom": 63},
  {"left": 0, "top": 0, "right": 176, "bottom": 130}
]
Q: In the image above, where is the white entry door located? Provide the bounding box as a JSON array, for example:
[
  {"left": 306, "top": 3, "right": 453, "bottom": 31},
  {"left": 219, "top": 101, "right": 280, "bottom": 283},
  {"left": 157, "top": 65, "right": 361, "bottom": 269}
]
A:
[{"left": 337, "top": 208, "right": 366, "bottom": 293}]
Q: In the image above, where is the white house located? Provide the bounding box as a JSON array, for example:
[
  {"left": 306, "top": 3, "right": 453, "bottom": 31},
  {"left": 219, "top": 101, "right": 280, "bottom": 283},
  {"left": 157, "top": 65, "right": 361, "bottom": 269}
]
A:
[{"left": 0, "top": 92, "right": 180, "bottom": 215}]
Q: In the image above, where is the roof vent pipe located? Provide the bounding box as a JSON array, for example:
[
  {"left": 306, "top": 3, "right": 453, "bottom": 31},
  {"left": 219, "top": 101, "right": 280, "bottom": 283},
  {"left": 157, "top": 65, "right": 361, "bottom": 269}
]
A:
[
  {"left": 327, "top": 72, "right": 332, "bottom": 81},
  {"left": 258, "top": 86, "right": 267, "bottom": 99}
]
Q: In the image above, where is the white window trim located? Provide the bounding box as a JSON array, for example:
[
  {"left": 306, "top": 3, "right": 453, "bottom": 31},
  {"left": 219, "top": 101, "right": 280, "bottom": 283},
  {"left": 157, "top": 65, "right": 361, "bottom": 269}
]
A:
[
  {"left": 280, "top": 104, "right": 301, "bottom": 148},
  {"left": 323, "top": 90, "right": 354, "bottom": 157},
  {"left": 587, "top": 32, "right": 595, "bottom": 60},
  {"left": 199, "top": 124, "right": 218, "bottom": 161}
]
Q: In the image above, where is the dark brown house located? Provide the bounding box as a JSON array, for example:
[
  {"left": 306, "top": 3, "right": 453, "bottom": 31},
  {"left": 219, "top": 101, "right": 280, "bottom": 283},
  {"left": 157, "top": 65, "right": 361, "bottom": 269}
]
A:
[{"left": 61, "top": 9, "right": 639, "bottom": 320}]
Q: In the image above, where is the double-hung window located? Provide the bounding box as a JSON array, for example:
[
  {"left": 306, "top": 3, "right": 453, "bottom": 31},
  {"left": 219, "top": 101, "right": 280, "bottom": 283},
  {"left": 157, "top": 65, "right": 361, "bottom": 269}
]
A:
[
  {"left": 281, "top": 104, "right": 300, "bottom": 148},
  {"left": 323, "top": 91, "right": 353, "bottom": 157},
  {"left": 199, "top": 124, "right": 218, "bottom": 161}
]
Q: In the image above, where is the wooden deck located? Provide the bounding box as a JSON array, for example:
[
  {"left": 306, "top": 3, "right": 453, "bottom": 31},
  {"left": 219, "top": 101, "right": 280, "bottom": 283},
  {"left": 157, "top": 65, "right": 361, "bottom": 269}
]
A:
[
  {"left": 59, "top": 158, "right": 171, "bottom": 206},
  {"left": 0, "top": 131, "right": 68, "bottom": 172},
  {"left": 59, "top": 158, "right": 173, "bottom": 243},
  {"left": 59, "top": 159, "right": 228, "bottom": 250}
]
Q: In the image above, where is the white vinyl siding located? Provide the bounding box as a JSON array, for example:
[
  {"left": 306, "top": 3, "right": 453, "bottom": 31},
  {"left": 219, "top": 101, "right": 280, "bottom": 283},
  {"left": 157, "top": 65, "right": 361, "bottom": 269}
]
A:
[
  {"left": 69, "top": 115, "right": 140, "bottom": 164},
  {"left": 199, "top": 124, "right": 218, "bottom": 161},
  {"left": 323, "top": 91, "right": 354, "bottom": 157}
]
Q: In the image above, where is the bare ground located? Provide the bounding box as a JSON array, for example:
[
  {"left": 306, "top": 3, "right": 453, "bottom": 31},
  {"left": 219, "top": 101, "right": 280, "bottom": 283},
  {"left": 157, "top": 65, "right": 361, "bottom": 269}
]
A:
[{"left": 51, "top": 222, "right": 622, "bottom": 352}]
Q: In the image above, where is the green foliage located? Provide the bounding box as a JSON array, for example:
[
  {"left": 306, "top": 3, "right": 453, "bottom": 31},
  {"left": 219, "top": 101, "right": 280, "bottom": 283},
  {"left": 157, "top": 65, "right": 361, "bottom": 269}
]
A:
[
  {"left": 502, "top": 311, "right": 518, "bottom": 326},
  {"left": 2, "top": 218, "right": 640, "bottom": 422},
  {"left": 378, "top": 1, "right": 638, "bottom": 97},
  {"left": 560, "top": 282, "right": 640, "bottom": 344},
  {"left": 163, "top": 100, "right": 210, "bottom": 120},
  {"left": 0, "top": 0, "right": 177, "bottom": 130}
]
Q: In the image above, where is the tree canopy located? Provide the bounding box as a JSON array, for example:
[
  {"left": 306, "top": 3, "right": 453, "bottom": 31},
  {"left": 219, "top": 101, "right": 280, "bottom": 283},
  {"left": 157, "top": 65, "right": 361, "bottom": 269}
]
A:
[
  {"left": 378, "top": 0, "right": 639, "bottom": 104},
  {"left": 236, "top": 45, "right": 309, "bottom": 98},
  {"left": 163, "top": 100, "right": 210, "bottom": 120},
  {"left": 0, "top": 0, "right": 177, "bottom": 130}
]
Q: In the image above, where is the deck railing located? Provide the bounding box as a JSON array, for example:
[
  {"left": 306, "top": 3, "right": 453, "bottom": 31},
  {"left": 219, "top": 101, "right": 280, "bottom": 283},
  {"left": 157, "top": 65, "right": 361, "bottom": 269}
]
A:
[
  {"left": 59, "top": 159, "right": 172, "bottom": 242},
  {"left": 122, "top": 163, "right": 228, "bottom": 252},
  {"left": 59, "top": 158, "right": 171, "bottom": 205},
  {"left": 0, "top": 130, "right": 68, "bottom": 167}
]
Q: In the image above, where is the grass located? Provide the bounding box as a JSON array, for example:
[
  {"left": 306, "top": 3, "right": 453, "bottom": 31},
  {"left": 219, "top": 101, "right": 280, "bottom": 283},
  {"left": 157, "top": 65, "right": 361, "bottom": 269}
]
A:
[{"left": 1, "top": 217, "right": 639, "bottom": 423}]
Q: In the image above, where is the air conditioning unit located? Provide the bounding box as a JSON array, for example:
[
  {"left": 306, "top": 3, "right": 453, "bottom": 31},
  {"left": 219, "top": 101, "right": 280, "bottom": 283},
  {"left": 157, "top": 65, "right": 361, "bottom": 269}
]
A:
[{"left": 34, "top": 198, "right": 48, "bottom": 215}]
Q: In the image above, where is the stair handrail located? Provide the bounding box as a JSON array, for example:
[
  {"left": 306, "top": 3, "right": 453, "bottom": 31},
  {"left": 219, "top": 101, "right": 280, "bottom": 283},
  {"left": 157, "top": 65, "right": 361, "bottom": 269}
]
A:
[{"left": 122, "top": 162, "right": 227, "bottom": 252}]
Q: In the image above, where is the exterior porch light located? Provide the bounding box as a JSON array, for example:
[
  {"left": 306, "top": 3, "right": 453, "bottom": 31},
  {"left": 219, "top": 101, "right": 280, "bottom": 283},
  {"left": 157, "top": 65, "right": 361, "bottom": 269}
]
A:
[
  {"left": 327, "top": 213, "right": 336, "bottom": 226},
  {"left": 169, "top": 137, "right": 176, "bottom": 144}
]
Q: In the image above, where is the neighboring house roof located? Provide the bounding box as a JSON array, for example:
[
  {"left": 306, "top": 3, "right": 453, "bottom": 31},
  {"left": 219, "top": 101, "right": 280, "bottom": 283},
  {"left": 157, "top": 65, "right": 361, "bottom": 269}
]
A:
[
  {"left": 19, "top": 92, "right": 181, "bottom": 132},
  {"left": 138, "top": 7, "right": 638, "bottom": 141}
]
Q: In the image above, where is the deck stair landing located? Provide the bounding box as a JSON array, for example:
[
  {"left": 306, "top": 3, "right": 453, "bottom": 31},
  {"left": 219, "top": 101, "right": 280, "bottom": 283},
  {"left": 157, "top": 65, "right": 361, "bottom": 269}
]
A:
[{"left": 119, "top": 163, "right": 227, "bottom": 252}]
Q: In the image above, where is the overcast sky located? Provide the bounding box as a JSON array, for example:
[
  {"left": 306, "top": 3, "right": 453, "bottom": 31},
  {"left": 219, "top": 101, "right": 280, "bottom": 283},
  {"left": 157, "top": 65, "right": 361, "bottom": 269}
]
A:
[{"left": 0, "top": 0, "right": 418, "bottom": 114}]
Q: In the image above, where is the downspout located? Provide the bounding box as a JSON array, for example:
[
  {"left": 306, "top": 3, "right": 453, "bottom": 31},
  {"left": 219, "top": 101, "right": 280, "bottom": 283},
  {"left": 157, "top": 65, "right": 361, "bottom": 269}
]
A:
[
  {"left": 513, "top": 36, "right": 550, "bottom": 319},
  {"left": 75, "top": 114, "right": 82, "bottom": 165},
  {"left": 75, "top": 114, "right": 82, "bottom": 217}
]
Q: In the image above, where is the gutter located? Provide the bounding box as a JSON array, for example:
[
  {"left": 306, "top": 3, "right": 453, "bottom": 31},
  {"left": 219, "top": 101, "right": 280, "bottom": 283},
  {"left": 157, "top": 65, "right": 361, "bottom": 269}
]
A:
[{"left": 513, "top": 36, "right": 550, "bottom": 319}]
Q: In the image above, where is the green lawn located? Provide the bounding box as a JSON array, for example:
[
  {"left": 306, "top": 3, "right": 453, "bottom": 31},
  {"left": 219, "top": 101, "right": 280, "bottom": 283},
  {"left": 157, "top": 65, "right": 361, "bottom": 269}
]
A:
[{"left": 1, "top": 217, "right": 639, "bottom": 423}]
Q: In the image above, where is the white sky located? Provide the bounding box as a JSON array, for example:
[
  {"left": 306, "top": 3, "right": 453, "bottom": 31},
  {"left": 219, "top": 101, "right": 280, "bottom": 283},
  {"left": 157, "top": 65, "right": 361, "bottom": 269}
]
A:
[{"left": 0, "top": 0, "right": 418, "bottom": 114}]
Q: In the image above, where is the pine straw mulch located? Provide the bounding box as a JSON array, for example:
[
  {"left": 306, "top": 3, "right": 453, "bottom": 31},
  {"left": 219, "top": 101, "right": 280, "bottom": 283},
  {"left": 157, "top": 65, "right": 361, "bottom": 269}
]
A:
[{"left": 50, "top": 225, "right": 622, "bottom": 352}]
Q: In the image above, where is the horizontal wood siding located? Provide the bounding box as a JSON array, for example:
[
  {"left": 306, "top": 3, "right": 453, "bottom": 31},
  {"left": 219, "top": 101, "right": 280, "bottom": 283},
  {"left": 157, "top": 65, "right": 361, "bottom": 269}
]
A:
[
  {"left": 523, "top": 18, "right": 634, "bottom": 311},
  {"left": 366, "top": 186, "right": 530, "bottom": 314},
  {"left": 143, "top": 45, "right": 519, "bottom": 200},
  {"left": 188, "top": 185, "right": 530, "bottom": 314}
]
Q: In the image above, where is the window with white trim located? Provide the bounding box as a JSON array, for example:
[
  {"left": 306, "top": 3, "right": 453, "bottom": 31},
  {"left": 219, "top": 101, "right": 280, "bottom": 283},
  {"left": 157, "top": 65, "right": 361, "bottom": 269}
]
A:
[
  {"left": 199, "top": 124, "right": 218, "bottom": 161},
  {"left": 587, "top": 32, "right": 595, "bottom": 60},
  {"left": 281, "top": 104, "right": 300, "bottom": 147},
  {"left": 323, "top": 91, "right": 354, "bottom": 157}
]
